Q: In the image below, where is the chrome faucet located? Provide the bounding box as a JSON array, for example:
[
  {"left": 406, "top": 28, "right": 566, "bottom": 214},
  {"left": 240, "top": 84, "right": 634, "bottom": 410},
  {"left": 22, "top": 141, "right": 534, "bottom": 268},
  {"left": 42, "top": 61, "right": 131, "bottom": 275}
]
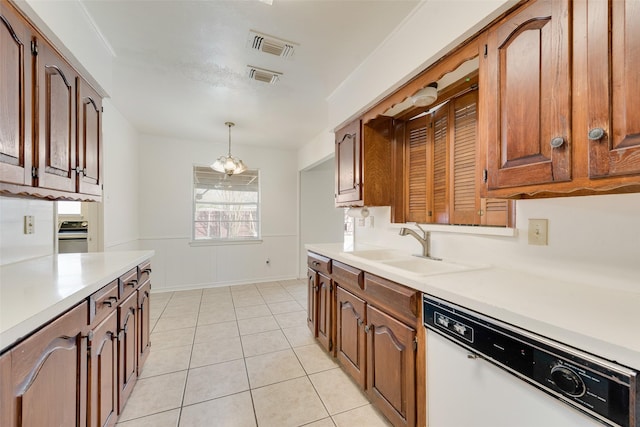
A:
[{"left": 399, "top": 223, "right": 440, "bottom": 260}]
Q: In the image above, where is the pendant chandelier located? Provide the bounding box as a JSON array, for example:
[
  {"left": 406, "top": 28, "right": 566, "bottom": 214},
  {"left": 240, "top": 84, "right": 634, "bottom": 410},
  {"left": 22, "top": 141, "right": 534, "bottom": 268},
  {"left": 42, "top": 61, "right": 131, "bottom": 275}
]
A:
[{"left": 211, "top": 122, "right": 247, "bottom": 176}]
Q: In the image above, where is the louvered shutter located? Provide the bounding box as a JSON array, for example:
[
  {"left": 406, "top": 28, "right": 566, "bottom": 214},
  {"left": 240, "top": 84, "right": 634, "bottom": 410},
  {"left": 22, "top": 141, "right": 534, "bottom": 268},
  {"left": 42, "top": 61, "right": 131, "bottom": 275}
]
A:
[
  {"left": 432, "top": 107, "right": 449, "bottom": 224},
  {"left": 481, "top": 198, "right": 512, "bottom": 226},
  {"left": 405, "top": 118, "right": 428, "bottom": 222},
  {"left": 450, "top": 90, "right": 479, "bottom": 224}
]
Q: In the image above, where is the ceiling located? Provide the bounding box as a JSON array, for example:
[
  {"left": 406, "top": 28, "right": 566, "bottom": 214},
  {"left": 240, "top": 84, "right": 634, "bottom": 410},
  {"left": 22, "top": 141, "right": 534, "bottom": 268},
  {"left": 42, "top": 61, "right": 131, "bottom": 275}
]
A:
[{"left": 82, "top": 0, "right": 420, "bottom": 150}]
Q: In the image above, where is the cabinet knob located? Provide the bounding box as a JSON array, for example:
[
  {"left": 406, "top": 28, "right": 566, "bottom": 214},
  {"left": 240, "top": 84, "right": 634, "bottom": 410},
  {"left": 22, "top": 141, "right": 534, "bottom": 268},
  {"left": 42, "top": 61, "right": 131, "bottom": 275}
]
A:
[
  {"left": 364, "top": 325, "right": 371, "bottom": 334},
  {"left": 357, "top": 318, "right": 363, "bottom": 327},
  {"left": 588, "top": 127, "right": 605, "bottom": 141},
  {"left": 550, "top": 137, "right": 565, "bottom": 148}
]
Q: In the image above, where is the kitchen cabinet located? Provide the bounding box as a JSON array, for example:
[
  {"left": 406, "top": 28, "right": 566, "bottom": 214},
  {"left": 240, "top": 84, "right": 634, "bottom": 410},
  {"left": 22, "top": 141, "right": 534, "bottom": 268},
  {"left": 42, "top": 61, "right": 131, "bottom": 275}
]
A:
[
  {"left": 335, "top": 117, "right": 393, "bottom": 207},
  {"left": 306, "top": 253, "right": 333, "bottom": 353},
  {"left": 309, "top": 252, "right": 421, "bottom": 427},
  {"left": 0, "top": 0, "right": 33, "bottom": 187},
  {"left": 88, "top": 309, "right": 118, "bottom": 427},
  {"left": 8, "top": 302, "right": 88, "bottom": 427},
  {"left": 77, "top": 77, "right": 103, "bottom": 196},
  {"left": 137, "top": 262, "right": 152, "bottom": 373},
  {"left": 0, "top": 351, "right": 13, "bottom": 426},
  {"left": 585, "top": 0, "right": 640, "bottom": 179},
  {"left": 483, "top": 0, "right": 572, "bottom": 191},
  {"left": 117, "top": 290, "right": 138, "bottom": 412},
  {"left": 335, "top": 286, "right": 367, "bottom": 388},
  {"left": 0, "top": 0, "right": 103, "bottom": 201},
  {"left": 366, "top": 304, "right": 416, "bottom": 427},
  {"left": 34, "top": 38, "right": 78, "bottom": 193}
]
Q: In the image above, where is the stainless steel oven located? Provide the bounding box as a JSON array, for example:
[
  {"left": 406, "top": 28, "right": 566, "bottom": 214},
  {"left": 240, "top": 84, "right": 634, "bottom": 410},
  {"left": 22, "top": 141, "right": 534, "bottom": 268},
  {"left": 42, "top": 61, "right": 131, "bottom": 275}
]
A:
[
  {"left": 423, "top": 295, "right": 638, "bottom": 427},
  {"left": 58, "top": 220, "right": 88, "bottom": 253}
]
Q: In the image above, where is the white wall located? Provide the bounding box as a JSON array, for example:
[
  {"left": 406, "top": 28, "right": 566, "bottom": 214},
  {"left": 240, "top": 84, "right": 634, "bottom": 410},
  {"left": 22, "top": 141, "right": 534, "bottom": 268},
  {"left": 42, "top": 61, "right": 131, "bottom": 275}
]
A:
[
  {"left": 0, "top": 197, "right": 54, "bottom": 265},
  {"left": 299, "top": 159, "right": 345, "bottom": 277},
  {"left": 102, "top": 99, "right": 141, "bottom": 251},
  {"left": 355, "top": 193, "right": 640, "bottom": 292},
  {"left": 137, "top": 134, "right": 299, "bottom": 291}
]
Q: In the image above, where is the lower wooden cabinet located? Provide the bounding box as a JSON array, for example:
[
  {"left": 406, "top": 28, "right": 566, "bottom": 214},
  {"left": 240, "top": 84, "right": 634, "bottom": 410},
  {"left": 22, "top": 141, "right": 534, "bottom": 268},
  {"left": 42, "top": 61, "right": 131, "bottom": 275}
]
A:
[
  {"left": 335, "top": 286, "right": 367, "bottom": 388},
  {"left": 8, "top": 302, "right": 88, "bottom": 427},
  {"left": 0, "top": 259, "right": 152, "bottom": 427},
  {"left": 366, "top": 305, "right": 416, "bottom": 427},
  {"left": 307, "top": 268, "right": 318, "bottom": 335},
  {"left": 88, "top": 309, "right": 118, "bottom": 427},
  {"left": 117, "top": 290, "right": 138, "bottom": 412},
  {"left": 310, "top": 252, "right": 422, "bottom": 427}
]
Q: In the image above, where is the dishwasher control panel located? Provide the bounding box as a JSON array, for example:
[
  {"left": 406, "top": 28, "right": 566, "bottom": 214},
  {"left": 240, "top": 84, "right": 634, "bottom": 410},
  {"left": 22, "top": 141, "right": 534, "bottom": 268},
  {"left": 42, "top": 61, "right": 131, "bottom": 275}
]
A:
[{"left": 423, "top": 295, "right": 638, "bottom": 427}]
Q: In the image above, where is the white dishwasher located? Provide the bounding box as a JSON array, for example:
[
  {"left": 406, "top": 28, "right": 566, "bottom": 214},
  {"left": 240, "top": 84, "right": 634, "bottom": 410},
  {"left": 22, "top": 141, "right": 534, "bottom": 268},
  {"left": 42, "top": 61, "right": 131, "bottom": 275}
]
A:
[{"left": 424, "top": 295, "right": 638, "bottom": 427}]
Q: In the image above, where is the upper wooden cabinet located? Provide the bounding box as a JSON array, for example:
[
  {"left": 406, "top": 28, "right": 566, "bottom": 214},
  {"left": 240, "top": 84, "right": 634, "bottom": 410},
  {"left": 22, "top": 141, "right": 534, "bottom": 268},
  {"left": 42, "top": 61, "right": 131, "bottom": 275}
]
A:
[
  {"left": 77, "top": 78, "right": 103, "bottom": 196},
  {"left": 35, "top": 39, "right": 78, "bottom": 193},
  {"left": 0, "top": 0, "right": 33, "bottom": 186},
  {"left": 0, "top": 0, "right": 103, "bottom": 201},
  {"left": 480, "top": 0, "right": 640, "bottom": 197},
  {"left": 335, "top": 118, "right": 393, "bottom": 207},
  {"left": 483, "top": 0, "right": 571, "bottom": 191},
  {"left": 585, "top": 0, "right": 640, "bottom": 179}
]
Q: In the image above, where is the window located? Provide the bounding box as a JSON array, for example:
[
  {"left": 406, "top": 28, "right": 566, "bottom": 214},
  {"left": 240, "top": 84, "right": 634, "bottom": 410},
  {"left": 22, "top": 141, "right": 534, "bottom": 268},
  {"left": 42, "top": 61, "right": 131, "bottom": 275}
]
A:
[{"left": 192, "top": 166, "right": 260, "bottom": 242}]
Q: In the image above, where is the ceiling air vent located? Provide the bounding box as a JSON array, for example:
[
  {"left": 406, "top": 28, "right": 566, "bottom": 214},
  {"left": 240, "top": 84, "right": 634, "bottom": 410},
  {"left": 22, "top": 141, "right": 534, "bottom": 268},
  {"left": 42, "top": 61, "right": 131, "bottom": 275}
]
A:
[
  {"left": 248, "top": 30, "right": 297, "bottom": 59},
  {"left": 247, "top": 66, "right": 282, "bottom": 84}
]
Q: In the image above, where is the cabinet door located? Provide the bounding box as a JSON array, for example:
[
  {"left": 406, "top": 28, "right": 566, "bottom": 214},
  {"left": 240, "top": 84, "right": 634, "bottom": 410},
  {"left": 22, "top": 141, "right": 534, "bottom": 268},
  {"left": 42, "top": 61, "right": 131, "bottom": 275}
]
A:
[
  {"left": 0, "top": 351, "right": 14, "bottom": 427},
  {"left": 485, "top": 0, "right": 571, "bottom": 189},
  {"left": 117, "top": 291, "right": 138, "bottom": 412},
  {"left": 335, "top": 120, "right": 362, "bottom": 205},
  {"left": 0, "top": 2, "right": 33, "bottom": 186},
  {"left": 586, "top": 0, "right": 640, "bottom": 178},
  {"left": 405, "top": 116, "right": 429, "bottom": 223},
  {"left": 137, "top": 279, "right": 151, "bottom": 373},
  {"left": 35, "top": 38, "right": 77, "bottom": 192},
  {"left": 77, "top": 77, "right": 102, "bottom": 195},
  {"left": 316, "top": 272, "right": 332, "bottom": 353},
  {"left": 335, "top": 286, "right": 366, "bottom": 388},
  {"left": 9, "top": 302, "right": 88, "bottom": 427},
  {"left": 366, "top": 305, "right": 416, "bottom": 427},
  {"left": 88, "top": 309, "right": 118, "bottom": 427},
  {"left": 307, "top": 268, "right": 317, "bottom": 336}
]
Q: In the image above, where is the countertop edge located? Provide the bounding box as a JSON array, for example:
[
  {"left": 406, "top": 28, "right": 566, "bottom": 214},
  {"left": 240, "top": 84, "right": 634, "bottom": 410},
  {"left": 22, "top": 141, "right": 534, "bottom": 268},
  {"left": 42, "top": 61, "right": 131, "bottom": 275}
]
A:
[
  {"left": 0, "top": 250, "right": 155, "bottom": 352},
  {"left": 305, "top": 243, "right": 640, "bottom": 371}
]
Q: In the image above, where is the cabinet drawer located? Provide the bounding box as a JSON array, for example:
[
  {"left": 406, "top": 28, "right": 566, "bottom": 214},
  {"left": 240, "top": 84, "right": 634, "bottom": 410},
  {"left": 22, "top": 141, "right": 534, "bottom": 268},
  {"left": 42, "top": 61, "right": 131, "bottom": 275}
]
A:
[
  {"left": 89, "top": 279, "right": 119, "bottom": 325},
  {"left": 332, "top": 261, "right": 364, "bottom": 295},
  {"left": 138, "top": 260, "right": 152, "bottom": 285},
  {"left": 308, "top": 252, "right": 331, "bottom": 275},
  {"left": 364, "top": 273, "right": 420, "bottom": 326},
  {"left": 118, "top": 267, "right": 139, "bottom": 300}
]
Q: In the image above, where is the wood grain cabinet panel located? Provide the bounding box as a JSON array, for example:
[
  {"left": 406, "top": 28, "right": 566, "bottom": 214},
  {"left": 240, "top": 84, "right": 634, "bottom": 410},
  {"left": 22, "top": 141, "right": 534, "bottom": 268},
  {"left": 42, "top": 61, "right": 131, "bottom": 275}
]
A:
[
  {"left": 35, "top": 38, "right": 77, "bottom": 193},
  {"left": 117, "top": 291, "right": 138, "bottom": 413},
  {"left": 586, "top": 0, "right": 640, "bottom": 179},
  {"left": 0, "top": 2, "right": 33, "bottom": 186},
  {"left": 335, "top": 286, "right": 367, "bottom": 388},
  {"left": 485, "top": 0, "right": 571, "bottom": 190},
  {"left": 77, "top": 77, "right": 102, "bottom": 196},
  {"left": 366, "top": 304, "right": 416, "bottom": 427},
  {"left": 335, "top": 119, "right": 362, "bottom": 205},
  {"left": 316, "top": 272, "right": 333, "bottom": 353},
  {"left": 88, "top": 309, "right": 118, "bottom": 427},
  {"left": 0, "top": 350, "right": 15, "bottom": 427},
  {"left": 307, "top": 267, "right": 318, "bottom": 336},
  {"left": 137, "top": 278, "right": 151, "bottom": 373},
  {"left": 9, "top": 302, "right": 88, "bottom": 427}
]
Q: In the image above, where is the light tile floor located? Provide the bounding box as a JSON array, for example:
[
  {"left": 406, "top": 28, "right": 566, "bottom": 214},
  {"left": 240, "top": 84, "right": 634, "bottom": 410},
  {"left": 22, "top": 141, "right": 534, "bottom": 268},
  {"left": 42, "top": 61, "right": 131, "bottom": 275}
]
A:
[{"left": 116, "top": 280, "right": 391, "bottom": 427}]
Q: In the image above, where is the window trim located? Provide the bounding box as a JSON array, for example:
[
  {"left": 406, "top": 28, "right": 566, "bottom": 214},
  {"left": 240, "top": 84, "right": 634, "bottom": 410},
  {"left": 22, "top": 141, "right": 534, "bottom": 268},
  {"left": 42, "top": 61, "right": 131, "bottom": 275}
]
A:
[{"left": 191, "top": 164, "right": 262, "bottom": 245}]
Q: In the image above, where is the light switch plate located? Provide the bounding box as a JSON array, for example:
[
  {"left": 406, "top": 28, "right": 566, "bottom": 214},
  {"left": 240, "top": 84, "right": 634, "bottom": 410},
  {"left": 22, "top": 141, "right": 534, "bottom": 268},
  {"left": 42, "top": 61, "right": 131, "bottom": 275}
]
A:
[
  {"left": 528, "top": 218, "right": 548, "bottom": 245},
  {"left": 24, "top": 215, "right": 35, "bottom": 234}
]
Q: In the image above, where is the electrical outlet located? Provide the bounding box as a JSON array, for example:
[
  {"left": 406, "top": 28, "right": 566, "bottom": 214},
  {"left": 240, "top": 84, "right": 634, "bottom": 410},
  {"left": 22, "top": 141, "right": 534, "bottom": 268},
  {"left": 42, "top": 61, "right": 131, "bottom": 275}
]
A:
[
  {"left": 528, "top": 219, "right": 548, "bottom": 245},
  {"left": 24, "top": 215, "right": 35, "bottom": 234}
]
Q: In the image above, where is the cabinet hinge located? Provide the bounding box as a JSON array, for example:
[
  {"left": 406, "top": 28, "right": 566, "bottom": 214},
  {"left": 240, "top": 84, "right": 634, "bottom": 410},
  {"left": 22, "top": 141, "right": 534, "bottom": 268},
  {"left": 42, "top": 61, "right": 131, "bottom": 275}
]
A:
[
  {"left": 413, "top": 337, "right": 418, "bottom": 352},
  {"left": 482, "top": 169, "right": 488, "bottom": 183},
  {"left": 31, "top": 166, "right": 38, "bottom": 179},
  {"left": 329, "top": 283, "right": 333, "bottom": 292},
  {"left": 31, "top": 40, "right": 38, "bottom": 55},
  {"left": 471, "top": 83, "right": 478, "bottom": 90},
  {"left": 483, "top": 44, "right": 488, "bottom": 58},
  {"left": 101, "top": 106, "right": 104, "bottom": 113},
  {"left": 329, "top": 339, "right": 333, "bottom": 352}
]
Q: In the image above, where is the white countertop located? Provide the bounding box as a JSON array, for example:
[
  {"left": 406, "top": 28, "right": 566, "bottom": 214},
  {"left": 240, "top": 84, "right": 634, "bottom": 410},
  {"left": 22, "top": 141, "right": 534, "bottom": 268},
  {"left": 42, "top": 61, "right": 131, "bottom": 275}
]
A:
[
  {"left": 306, "top": 243, "right": 640, "bottom": 370},
  {"left": 0, "top": 251, "right": 154, "bottom": 352}
]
